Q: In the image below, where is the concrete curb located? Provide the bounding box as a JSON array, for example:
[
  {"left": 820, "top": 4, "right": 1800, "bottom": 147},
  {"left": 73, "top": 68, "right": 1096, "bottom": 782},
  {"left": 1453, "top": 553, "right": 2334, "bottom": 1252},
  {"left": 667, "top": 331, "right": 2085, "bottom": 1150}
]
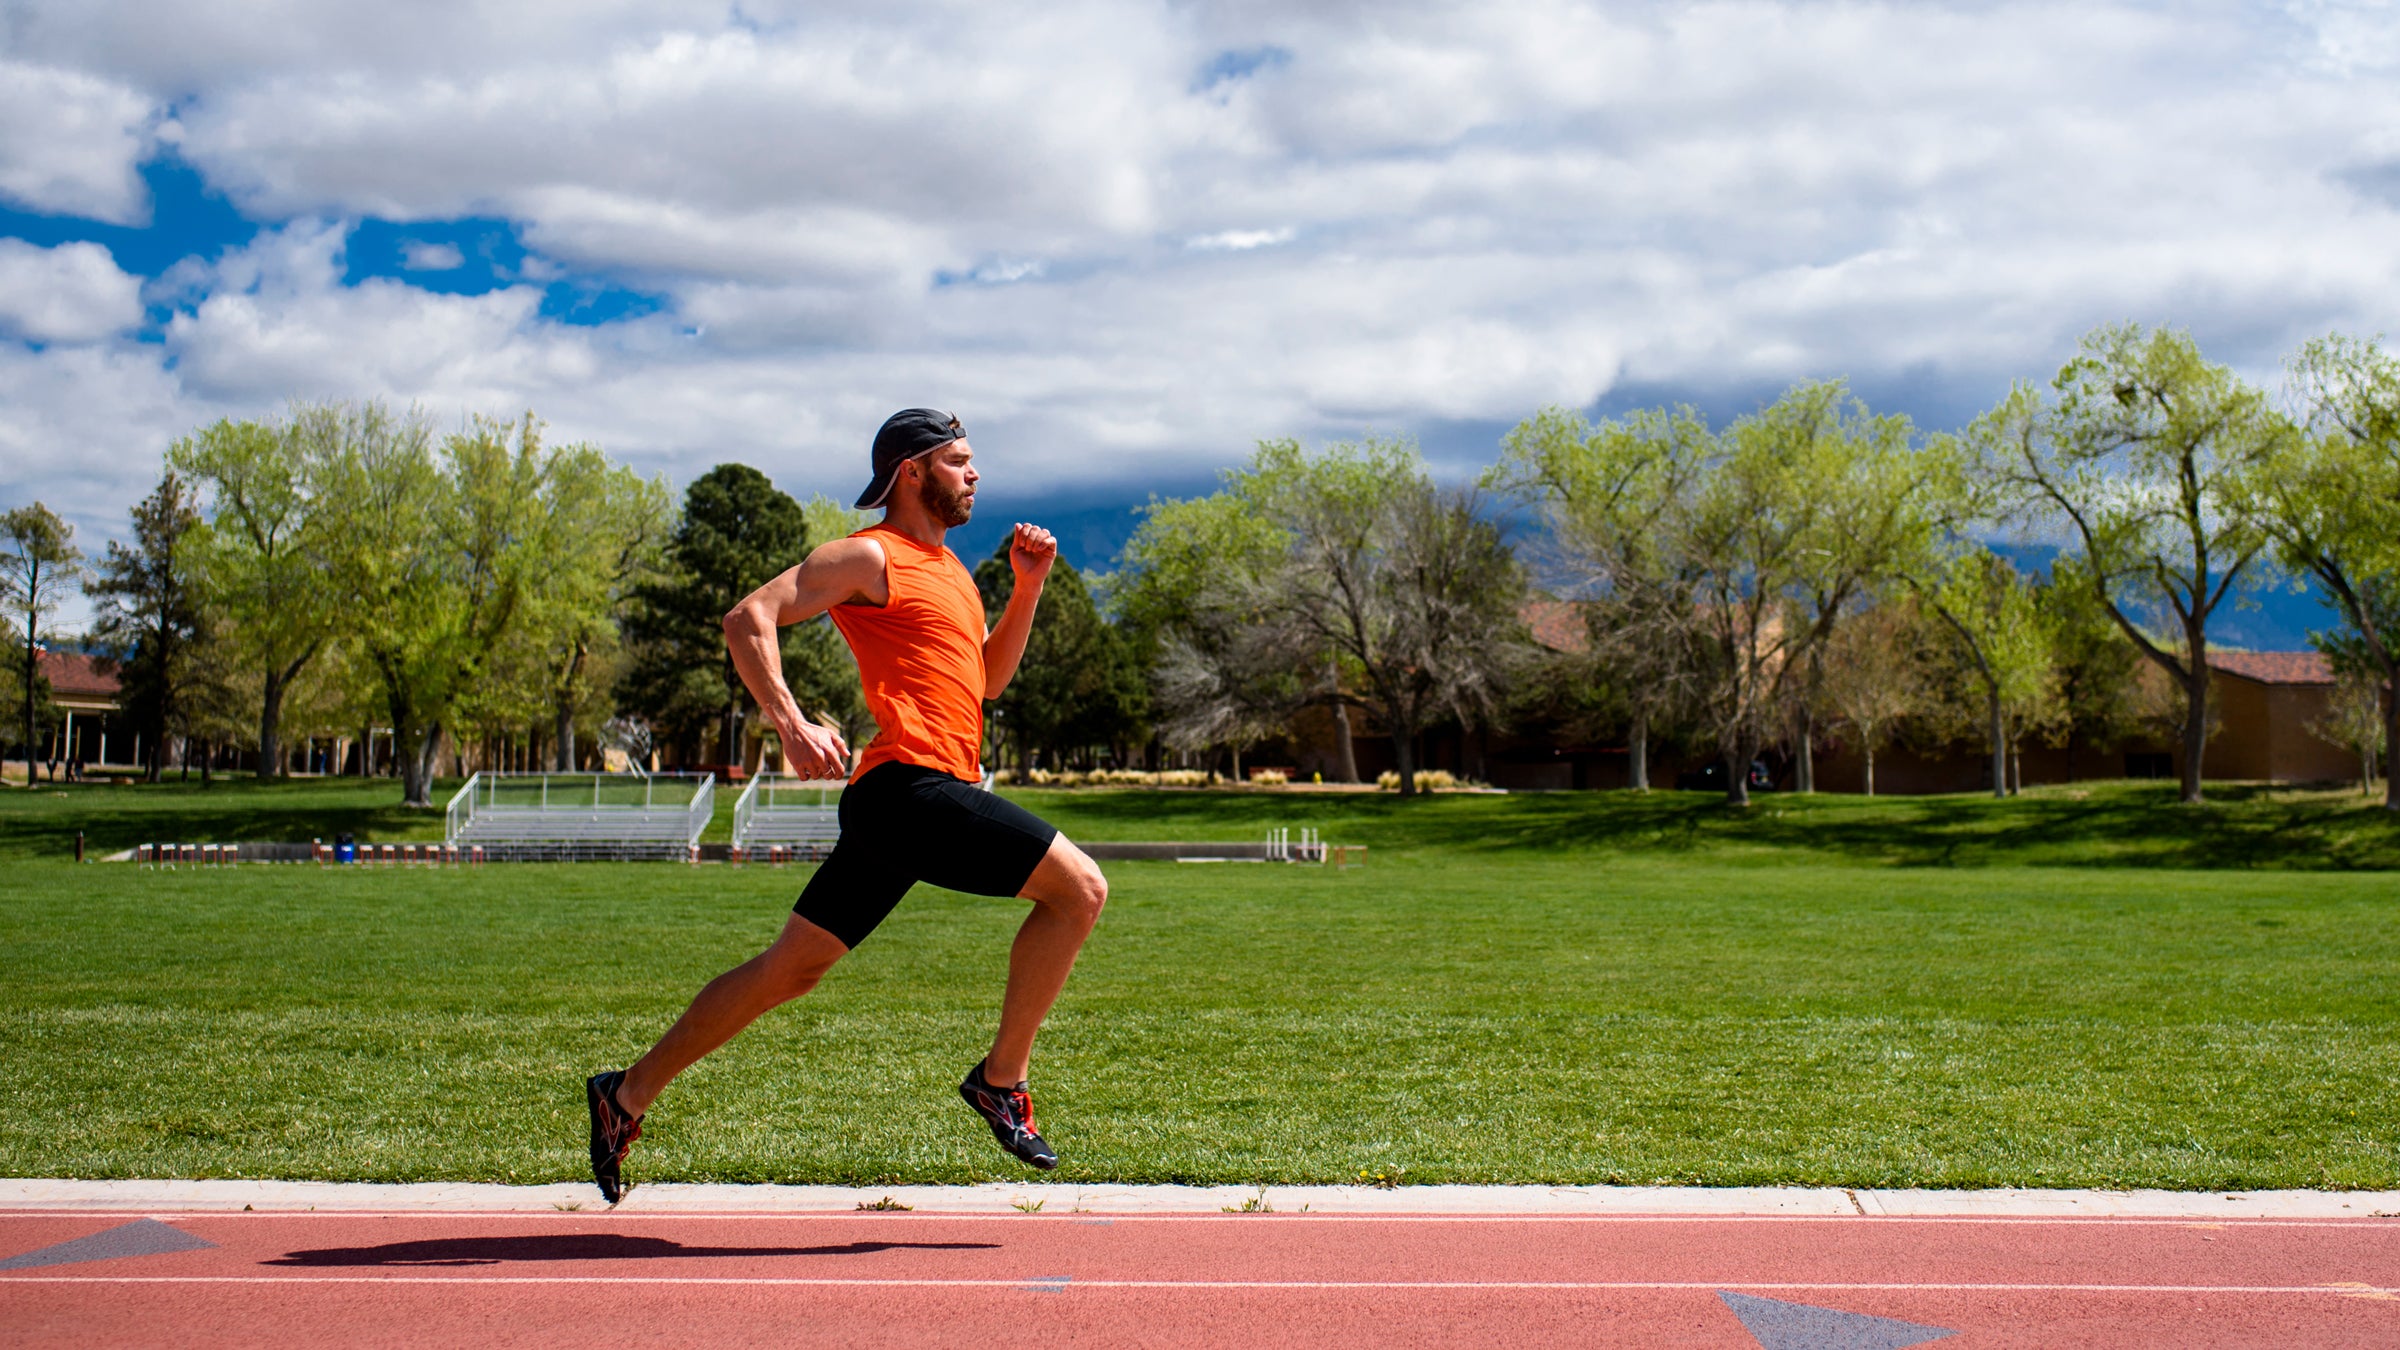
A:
[{"left": 4, "top": 1179, "right": 2395, "bottom": 1218}]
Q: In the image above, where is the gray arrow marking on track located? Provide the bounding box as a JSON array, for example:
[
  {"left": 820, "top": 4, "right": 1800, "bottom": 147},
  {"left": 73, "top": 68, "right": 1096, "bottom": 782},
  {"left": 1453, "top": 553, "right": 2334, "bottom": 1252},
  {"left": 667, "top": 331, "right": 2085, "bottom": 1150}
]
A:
[
  {"left": 1718, "top": 1291, "right": 1956, "bottom": 1350},
  {"left": 1019, "top": 1274, "right": 1072, "bottom": 1294},
  {"left": 0, "top": 1218, "right": 218, "bottom": 1271}
]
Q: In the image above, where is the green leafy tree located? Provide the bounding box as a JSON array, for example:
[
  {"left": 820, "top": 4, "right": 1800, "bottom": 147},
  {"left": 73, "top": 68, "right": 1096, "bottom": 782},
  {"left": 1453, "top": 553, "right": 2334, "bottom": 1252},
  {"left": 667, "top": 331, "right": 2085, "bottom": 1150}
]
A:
[
  {"left": 619, "top": 464, "right": 810, "bottom": 770},
  {"left": 1, "top": 503, "right": 82, "bottom": 781},
  {"left": 170, "top": 415, "right": 331, "bottom": 778},
  {"left": 88, "top": 475, "right": 210, "bottom": 782},
  {"left": 1920, "top": 549, "right": 2057, "bottom": 797},
  {"left": 1115, "top": 491, "right": 1298, "bottom": 776},
  {"left": 526, "top": 449, "right": 669, "bottom": 771},
  {"left": 2036, "top": 555, "right": 2147, "bottom": 780},
  {"left": 973, "top": 542, "right": 1145, "bottom": 773},
  {"left": 2227, "top": 332, "right": 2400, "bottom": 811},
  {"left": 1248, "top": 438, "right": 1526, "bottom": 796},
  {"left": 1663, "top": 384, "right": 1941, "bottom": 805},
  {"left": 1117, "top": 439, "right": 1528, "bottom": 794},
  {"left": 1491, "top": 405, "right": 1715, "bottom": 791},
  {"left": 306, "top": 405, "right": 593, "bottom": 805},
  {"left": 1985, "top": 324, "right": 2291, "bottom": 803}
]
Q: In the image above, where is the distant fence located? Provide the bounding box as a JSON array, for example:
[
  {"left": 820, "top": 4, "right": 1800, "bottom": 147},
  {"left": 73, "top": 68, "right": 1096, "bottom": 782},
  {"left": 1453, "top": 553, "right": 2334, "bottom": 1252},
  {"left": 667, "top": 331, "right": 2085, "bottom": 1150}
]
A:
[
  {"left": 444, "top": 771, "right": 715, "bottom": 861},
  {"left": 731, "top": 774, "right": 844, "bottom": 859}
]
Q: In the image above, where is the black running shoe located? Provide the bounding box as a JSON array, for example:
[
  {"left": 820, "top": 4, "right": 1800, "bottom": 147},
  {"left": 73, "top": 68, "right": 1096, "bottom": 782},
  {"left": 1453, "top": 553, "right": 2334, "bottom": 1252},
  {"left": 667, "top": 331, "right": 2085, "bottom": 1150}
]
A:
[
  {"left": 958, "top": 1063, "right": 1059, "bottom": 1170},
  {"left": 585, "top": 1070, "right": 644, "bottom": 1204}
]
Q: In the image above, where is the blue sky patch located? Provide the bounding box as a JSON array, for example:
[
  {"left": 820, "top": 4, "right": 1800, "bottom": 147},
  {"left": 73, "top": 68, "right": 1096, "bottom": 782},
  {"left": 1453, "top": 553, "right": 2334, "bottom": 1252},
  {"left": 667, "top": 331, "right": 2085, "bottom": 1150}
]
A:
[
  {"left": 1193, "top": 46, "right": 1291, "bottom": 93},
  {"left": 344, "top": 216, "right": 664, "bottom": 324},
  {"left": 343, "top": 216, "right": 531, "bottom": 293},
  {"left": 0, "top": 155, "right": 256, "bottom": 278},
  {"left": 537, "top": 277, "right": 665, "bottom": 325},
  {"left": 0, "top": 155, "right": 668, "bottom": 333}
]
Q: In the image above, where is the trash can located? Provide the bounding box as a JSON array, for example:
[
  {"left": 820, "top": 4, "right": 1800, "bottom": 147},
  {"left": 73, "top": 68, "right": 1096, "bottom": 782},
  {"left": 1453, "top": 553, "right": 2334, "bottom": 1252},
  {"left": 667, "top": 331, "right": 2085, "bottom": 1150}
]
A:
[{"left": 335, "top": 833, "right": 357, "bottom": 864}]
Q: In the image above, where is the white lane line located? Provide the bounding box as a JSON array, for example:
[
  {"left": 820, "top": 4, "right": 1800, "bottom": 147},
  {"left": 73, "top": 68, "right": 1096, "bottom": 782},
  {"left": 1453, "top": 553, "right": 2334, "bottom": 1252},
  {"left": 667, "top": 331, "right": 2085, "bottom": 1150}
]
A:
[
  {"left": 0, "top": 1276, "right": 2391, "bottom": 1295},
  {"left": 4, "top": 1213, "right": 2391, "bottom": 1229}
]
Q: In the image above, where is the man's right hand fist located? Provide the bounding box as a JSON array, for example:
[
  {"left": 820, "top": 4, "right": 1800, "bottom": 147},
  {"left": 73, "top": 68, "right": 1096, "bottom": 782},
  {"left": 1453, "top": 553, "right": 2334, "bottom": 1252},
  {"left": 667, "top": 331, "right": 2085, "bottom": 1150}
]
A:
[{"left": 776, "top": 710, "right": 850, "bottom": 780}]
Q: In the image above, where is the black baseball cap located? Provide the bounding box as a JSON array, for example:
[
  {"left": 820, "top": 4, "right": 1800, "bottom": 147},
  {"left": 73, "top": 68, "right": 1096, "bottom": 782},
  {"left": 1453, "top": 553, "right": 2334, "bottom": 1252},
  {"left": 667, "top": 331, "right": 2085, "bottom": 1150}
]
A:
[{"left": 856, "top": 407, "right": 965, "bottom": 509}]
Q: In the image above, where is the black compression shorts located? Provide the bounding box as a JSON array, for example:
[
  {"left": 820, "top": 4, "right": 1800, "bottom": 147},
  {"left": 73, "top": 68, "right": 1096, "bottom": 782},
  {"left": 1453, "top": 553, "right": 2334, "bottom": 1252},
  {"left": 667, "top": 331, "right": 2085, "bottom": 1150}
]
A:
[{"left": 793, "top": 761, "right": 1061, "bottom": 948}]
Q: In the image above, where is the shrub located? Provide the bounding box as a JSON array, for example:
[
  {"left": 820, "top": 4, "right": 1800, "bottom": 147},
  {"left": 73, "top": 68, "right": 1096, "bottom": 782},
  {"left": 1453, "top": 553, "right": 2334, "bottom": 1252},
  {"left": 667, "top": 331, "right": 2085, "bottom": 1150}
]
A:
[
  {"left": 1376, "top": 768, "right": 1468, "bottom": 791},
  {"left": 990, "top": 767, "right": 1215, "bottom": 788},
  {"left": 1249, "top": 768, "right": 1289, "bottom": 786}
]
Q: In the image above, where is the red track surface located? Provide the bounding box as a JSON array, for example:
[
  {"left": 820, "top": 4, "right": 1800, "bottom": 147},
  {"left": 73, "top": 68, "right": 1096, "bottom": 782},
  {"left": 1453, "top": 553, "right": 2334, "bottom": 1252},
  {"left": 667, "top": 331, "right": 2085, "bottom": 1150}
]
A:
[{"left": 4, "top": 1210, "right": 2396, "bottom": 1347}]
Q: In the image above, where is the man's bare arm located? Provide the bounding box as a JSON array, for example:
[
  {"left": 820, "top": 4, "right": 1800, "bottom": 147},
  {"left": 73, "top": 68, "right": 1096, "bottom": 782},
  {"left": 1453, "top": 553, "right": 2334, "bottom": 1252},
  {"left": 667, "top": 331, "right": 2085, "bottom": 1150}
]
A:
[
  {"left": 984, "top": 523, "right": 1057, "bottom": 699},
  {"left": 722, "top": 536, "right": 887, "bottom": 778}
]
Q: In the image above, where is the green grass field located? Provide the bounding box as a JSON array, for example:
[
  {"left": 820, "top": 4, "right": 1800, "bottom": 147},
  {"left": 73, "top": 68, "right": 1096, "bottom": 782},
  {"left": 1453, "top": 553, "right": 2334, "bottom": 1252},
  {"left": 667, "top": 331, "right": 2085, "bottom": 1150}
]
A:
[{"left": 2, "top": 777, "right": 2395, "bottom": 1189}]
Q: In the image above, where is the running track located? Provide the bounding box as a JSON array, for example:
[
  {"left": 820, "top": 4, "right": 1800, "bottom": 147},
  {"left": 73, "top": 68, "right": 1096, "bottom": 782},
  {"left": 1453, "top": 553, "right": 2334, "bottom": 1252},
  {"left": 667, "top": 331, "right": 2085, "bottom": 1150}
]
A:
[{"left": 5, "top": 1209, "right": 2396, "bottom": 1346}]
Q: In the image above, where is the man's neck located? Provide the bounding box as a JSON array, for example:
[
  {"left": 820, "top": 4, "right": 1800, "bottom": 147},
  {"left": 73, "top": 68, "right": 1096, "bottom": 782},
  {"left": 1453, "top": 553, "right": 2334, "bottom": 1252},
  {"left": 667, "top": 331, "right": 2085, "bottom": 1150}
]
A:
[{"left": 879, "top": 501, "right": 948, "bottom": 551}]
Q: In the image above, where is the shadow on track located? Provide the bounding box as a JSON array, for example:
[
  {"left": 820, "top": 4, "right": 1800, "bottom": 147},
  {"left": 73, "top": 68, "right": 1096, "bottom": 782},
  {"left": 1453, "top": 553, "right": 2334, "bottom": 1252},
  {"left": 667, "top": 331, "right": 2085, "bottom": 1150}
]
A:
[{"left": 266, "top": 1234, "right": 1001, "bottom": 1267}]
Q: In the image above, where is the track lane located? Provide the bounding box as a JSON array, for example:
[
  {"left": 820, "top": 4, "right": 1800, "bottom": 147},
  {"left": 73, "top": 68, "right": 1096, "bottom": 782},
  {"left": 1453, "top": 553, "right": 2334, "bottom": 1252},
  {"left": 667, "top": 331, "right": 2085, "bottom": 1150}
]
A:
[{"left": 4, "top": 1211, "right": 2395, "bottom": 1347}]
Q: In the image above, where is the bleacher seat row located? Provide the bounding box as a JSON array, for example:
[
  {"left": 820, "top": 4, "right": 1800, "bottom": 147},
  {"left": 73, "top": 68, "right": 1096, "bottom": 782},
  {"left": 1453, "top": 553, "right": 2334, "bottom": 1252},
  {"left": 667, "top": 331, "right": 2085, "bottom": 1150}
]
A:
[{"left": 444, "top": 772, "right": 716, "bottom": 862}]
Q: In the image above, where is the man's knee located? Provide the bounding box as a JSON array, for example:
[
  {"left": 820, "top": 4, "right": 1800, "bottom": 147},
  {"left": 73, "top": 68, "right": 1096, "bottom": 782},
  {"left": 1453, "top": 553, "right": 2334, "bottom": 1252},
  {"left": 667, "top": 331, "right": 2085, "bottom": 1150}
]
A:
[
  {"left": 759, "top": 917, "right": 847, "bottom": 997},
  {"left": 1034, "top": 845, "right": 1107, "bottom": 928}
]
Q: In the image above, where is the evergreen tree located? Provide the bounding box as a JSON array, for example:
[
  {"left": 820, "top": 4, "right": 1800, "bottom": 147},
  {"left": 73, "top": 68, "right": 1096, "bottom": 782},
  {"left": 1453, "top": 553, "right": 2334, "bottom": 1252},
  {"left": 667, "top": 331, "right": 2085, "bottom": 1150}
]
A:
[
  {"left": 973, "top": 542, "right": 1145, "bottom": 773},
  {"left": 89, "top": 474, "right": 208, "bottom": 782},
  {"left": 620, "top": 464, "right": 810, "bottom": 769}
]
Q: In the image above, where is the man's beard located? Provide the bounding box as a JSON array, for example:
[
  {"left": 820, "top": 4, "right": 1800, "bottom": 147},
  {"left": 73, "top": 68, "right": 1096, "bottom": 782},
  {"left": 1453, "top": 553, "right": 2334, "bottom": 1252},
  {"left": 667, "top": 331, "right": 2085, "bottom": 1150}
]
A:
[{"left": 918, "top": 472, "right": 973, "bottom": 527}]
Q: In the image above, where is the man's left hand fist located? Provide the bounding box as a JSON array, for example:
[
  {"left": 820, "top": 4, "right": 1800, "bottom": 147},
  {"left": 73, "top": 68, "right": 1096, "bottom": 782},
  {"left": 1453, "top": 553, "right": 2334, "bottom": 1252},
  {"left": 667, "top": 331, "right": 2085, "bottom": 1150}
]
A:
[{"left": 1009, "top": 522, "right": 1058, "bottom": 585}]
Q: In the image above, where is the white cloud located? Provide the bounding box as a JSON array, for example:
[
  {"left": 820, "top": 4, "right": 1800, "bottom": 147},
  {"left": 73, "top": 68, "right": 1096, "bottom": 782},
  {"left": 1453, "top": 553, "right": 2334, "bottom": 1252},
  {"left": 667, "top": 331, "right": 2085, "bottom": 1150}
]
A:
[
  {"left": 399, "top": 239, "right": 465, "bottom": 270},
  {"left": 10, "top": 0, "right": 2400, "bottom": 556},
  {"left": 0, "top": 240, "right": 144, "bottom": 343},
  {"left": 1186, "top": 227, "right": 1293, "bottom": 251},
  {"left": 0, "top": 61, "right": 155, "bottom": 223},
  {"left": 160, "top": 222, "right": 587, "bottom": 404}
]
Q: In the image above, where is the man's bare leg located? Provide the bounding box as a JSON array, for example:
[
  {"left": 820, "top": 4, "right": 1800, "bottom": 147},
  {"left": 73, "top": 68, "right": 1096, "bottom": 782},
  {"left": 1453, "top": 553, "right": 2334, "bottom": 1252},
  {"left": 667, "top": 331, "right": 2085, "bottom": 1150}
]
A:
[
  {"left": 617, "top": 913, "right": 850, "bottom": 1116},
  {"left": 982, "top": 835, "right": 1108, "bottom": 1085}
]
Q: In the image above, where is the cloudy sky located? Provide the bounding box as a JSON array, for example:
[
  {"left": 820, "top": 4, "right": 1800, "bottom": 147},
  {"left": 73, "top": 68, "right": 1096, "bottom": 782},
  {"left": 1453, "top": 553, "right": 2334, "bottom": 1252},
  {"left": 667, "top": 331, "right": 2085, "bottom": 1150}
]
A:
[{"left": 5, "top": 0, "right": 2399, "bottom": 593}]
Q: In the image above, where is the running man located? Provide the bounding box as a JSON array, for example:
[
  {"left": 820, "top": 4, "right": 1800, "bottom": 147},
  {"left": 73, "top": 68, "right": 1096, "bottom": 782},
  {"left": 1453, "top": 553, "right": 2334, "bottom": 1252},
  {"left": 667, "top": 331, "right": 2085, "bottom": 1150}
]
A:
[{"left": 584, "top": 408, "right": 1109, "bottom": 1203}]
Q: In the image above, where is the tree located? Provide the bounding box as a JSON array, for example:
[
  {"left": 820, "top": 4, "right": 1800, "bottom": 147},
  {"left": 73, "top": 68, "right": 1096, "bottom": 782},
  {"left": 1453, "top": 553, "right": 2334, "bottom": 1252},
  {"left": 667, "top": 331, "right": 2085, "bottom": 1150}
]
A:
[
  {"left": 1491, "top": 406, "right": 1713, "bottom": 791},
  {"left": 2308, "top": 652, "right": 2387, "bottom": 797},
  {"left": 1116, "top": 491, "right": 1301, "bottom": 777},
  {"left": 2036, "top": 555, "right": 2147, "bottom": 780},
  {"left": 1986, "top": 324, "right": 2290, "bottom": 804},
  {"left": 619, "top": 464, "right": 809, "bottom": 770},
  {"left": 307, "top": 405, "right": 594, "bottom": 805},
  {"left": 1117, "top": 438, "right": 1528, "bottom": 795},
  {"left": 2227, "top": 332, "right": 2400, "bottom": 810},
  {"left": 1919, "top": 549, "right": 2057, "bottom": 797},
  {"left": 171, "top": 415, "right": 332, "bottom": 779},
  {"left": 1683, "top": 385, "right": 1939, "bottom": 805},
  {"left": 1, "top": 503, "right": 82, "bottom": 783},
  {"left": 1816, "top": 596, "right": 1929, "bottom": 796},
  {"left": 973, "top": 542, "right": 1145, "bottom": 773},
  {"left": 89, "top": 475, "right": 213, "bottom": 782},
  {"left": 1496, "top": 388, "right": 1940, "bottom": 804},
  {"left": 1248, "top": 439, "right": 1526, "bottom": 796},
  {"left": 519, "top": 448, "right": 669, "bottom": 772}
]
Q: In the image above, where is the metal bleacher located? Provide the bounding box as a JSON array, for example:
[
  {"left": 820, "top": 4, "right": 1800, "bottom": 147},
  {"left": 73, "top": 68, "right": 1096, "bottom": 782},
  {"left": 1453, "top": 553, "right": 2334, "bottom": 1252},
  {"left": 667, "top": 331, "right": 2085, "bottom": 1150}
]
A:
[
  {"left": 731, "top": 774, "right": 845, "bottom": 859},
  {"left": 444, "top": 771, "right": 715, "bottom": 861}
]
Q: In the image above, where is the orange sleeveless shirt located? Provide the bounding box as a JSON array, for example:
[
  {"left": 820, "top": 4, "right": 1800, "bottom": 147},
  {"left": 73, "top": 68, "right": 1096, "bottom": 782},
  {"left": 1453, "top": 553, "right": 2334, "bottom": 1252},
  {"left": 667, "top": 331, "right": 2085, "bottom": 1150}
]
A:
[{"left": 830, "top": 523, "right": 988, "bottom": 783}]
